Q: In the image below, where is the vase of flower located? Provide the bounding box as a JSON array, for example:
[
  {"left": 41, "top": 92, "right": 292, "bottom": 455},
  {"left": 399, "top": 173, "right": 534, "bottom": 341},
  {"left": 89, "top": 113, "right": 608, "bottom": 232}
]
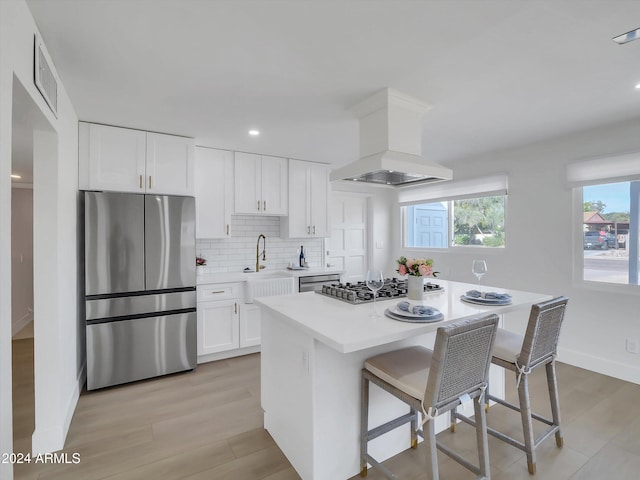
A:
[
  {"left": 396, "top": 256, "right": 439, "bottom": 301},
  {"left": 407, "top": 275, "right": 424, "bottom": 300}
]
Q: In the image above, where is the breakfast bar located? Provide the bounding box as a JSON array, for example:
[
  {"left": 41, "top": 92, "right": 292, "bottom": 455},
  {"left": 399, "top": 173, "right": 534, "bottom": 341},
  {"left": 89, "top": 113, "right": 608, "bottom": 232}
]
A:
[{"left": 256, "top": 279, "right": 552, "bottom": 480}]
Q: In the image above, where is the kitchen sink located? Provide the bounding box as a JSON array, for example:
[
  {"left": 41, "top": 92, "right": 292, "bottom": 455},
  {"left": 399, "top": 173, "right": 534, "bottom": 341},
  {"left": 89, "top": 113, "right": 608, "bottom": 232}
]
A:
[{"left": 245, "top": 275, "right": 295, "bottom": 303}]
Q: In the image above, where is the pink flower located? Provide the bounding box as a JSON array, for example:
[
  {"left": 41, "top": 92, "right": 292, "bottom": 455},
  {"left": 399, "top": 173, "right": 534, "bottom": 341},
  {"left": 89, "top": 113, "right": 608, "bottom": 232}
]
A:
[
  {"left": 398, "top": 264, "right": 407, "bottom": 275},
  {"left": 406, "top": 259, "right": 415, "bottom": 270},
  {"left": 418, "top": 264, "right": 432, "bottom": 276}
]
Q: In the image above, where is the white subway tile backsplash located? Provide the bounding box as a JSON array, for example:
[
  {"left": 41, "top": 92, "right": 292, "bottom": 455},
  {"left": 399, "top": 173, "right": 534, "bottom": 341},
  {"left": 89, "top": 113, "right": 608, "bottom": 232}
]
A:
[{"left": 196, "top": 215, "right": 322, "bottom": 273}]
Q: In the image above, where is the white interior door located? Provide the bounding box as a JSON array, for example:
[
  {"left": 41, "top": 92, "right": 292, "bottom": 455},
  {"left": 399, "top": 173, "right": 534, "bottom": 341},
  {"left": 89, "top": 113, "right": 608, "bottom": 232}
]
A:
[{"left": 329, "top": 193, "right": 367, "bottom": 283}]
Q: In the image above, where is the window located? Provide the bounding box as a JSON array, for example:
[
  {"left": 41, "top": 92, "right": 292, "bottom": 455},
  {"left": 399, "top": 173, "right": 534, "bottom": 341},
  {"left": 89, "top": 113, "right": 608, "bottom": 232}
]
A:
[
  {"left": 582, "top": 181, "right": 638, "bottom": 285},
  {"left": 567, "top": 151, "right": 640, "bottom": 286},
  {"left": 404, "top": 195, "right": 506, "bottom": 248}
]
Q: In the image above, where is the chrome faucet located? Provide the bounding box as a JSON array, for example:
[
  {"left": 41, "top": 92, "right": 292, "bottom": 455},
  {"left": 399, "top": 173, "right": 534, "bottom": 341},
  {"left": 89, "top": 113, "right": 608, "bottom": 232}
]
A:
[{"left": 256, "top": 234, "right": 266, "bottom": 272}]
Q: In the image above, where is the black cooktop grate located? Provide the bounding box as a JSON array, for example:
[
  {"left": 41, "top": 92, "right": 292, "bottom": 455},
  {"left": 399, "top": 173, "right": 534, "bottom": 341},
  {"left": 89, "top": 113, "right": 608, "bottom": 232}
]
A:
[{"left": 315, "top": 278, "right": 443, "bottom": 304}]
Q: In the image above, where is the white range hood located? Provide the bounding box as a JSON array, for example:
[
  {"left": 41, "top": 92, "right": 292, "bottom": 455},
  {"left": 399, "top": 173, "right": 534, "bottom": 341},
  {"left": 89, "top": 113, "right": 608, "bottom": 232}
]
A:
[{"left": 331, "top": 88, "right": 453, "bottom": 187}]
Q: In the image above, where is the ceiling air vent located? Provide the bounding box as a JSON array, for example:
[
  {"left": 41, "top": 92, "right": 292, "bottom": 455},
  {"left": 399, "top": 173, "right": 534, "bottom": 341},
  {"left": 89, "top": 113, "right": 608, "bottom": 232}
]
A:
[{"left": 34, "top": 34, "right": 58, "bottom": 117}]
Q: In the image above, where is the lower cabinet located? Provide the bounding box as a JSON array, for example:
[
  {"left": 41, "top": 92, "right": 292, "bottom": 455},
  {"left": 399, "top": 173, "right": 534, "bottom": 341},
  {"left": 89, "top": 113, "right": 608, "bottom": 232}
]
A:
[
  {"left": 196, "top": 282, "right": 262, "bottom": 360},
  {"left": 240, "top": 303, "right": 262, "bottom": 348},
  {"left": 197, "top": 297, "right": 240, "bottom": 355}
]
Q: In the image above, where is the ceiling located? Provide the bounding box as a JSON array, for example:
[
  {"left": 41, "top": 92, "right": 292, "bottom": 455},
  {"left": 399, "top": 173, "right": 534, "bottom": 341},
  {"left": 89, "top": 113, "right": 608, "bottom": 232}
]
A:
[{"left": 19, "top": 0, "right": 640, "bottom": 177}]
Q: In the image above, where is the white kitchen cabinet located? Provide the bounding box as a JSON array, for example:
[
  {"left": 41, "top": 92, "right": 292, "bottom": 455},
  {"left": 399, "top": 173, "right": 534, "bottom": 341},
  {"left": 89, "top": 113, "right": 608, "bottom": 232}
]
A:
[
  {"left": 79, "top": 122, "right": 194, "bottom": 195},
  {"left": 196, "top": 283, "right": 241, "bottom": 355},
  {"left": 195, "top": 147, "right": 233, "bottom": 238},
  {"left": 146, "top": 132, "right": 195, "bottom": 195},
  {"left": 234, "top": 152, "right": 287, "bottom": 215},
  {"left": 197, "top": 298, "right": 239, "bottom": 355},
  {"left": 281, "top": 159, "right": 330, "bottom": 238},
  {"left": 240, "top": 304, "right": 262, "bottom": 347}
]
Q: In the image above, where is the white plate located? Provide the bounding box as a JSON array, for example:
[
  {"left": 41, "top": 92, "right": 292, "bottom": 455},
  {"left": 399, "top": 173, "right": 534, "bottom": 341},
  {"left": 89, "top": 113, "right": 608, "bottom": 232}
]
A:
[
  {"left": 460, "top": 295, "right": 512, "bottom": 306},
  {"left": 385, "top": 308, "right": 444, "bottom": 323},
  {"left": 388, "top": 305, "right": 441, "bottom": 319}
]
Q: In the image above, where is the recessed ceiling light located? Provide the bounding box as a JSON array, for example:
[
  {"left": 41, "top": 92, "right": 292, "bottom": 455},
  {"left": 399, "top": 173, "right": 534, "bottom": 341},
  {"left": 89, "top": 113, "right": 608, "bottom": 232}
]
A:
[
  {"left": 248, "top": 129, "right": 260, "bottom": 136},
  {"left": 613, "top": 28, "right": 640, "bottom": 44},
  {"left": 635, "top": 83, "right": 640, "bottom": 89},
  {"left": 11, "top": 174, "right": 21, "bottom": 179}
]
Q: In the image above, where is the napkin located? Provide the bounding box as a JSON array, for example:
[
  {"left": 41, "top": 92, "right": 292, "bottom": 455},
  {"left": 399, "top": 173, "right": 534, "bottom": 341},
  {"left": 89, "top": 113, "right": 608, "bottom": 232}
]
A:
[
  {"left": 465, "top": 290, "right": 512, "bottom": 301},
  {"left": 397, "top": 301, "right": 438, "bottom": 316}
]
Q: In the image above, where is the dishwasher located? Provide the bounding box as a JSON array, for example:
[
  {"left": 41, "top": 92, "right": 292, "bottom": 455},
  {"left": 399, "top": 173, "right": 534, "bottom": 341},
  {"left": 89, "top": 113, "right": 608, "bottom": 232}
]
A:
[{"left": 298, "top": 273, "right": 341, "bottom": 293}]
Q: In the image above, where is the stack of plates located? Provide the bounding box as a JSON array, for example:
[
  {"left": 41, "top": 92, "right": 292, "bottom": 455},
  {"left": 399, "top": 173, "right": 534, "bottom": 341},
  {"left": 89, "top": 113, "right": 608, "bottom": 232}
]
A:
[
  {"left": 384, "top": 305, "right": 444, "bottom": 323},
  {"left": 460, "top": 291, "right": 512, "bottom": 305}
]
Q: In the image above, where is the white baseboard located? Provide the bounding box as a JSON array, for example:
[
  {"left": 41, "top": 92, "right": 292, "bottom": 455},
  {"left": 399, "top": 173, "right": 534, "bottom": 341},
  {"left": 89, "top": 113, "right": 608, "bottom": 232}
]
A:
[
  {"left": 12, "top": 312, "right": 33, "bottom": 337},
  {"left": 197, "top": 345, "right": 261, "bottom": 364},
  {"left": 63, "top": 361, "right": 85, "bottom": 439},
  {"left": 31, "top": 361, "right": 85, "bottom": 455},
  {"left": 558, "top": 346, "right": 640, "bottom": 385}
]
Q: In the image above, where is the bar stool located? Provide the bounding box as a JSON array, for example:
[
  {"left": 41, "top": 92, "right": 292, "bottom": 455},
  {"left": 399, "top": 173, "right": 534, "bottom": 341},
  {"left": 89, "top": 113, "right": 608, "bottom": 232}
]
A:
[
  {"left": 451, "top": 296, "right": 568, "bottom": 475},
  {"left": 360, "top": 314, "right": 499, "bottom": 480}
]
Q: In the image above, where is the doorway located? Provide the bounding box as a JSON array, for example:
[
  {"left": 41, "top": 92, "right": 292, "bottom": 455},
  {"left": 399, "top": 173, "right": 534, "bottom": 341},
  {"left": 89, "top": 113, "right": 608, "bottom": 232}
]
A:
[
  {"left": 10, "top": 75, "right": 55, "bottom": 460},
  {"left": 328, "top": 193, "right": 369, "bottom": 283}
]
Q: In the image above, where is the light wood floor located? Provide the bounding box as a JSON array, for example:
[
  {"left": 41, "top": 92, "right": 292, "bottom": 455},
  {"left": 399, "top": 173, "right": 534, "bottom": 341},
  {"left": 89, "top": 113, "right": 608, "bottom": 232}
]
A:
[{"left": 12, "top": 337, "right": 640, "bottom": 479}]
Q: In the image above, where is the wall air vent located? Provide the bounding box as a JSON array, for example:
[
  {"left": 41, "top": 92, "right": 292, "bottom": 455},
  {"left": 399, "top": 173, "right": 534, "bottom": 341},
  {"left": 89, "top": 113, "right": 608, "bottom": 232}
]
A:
[{"left": 34, "top": 34, "right": 58, "bottom": 117}]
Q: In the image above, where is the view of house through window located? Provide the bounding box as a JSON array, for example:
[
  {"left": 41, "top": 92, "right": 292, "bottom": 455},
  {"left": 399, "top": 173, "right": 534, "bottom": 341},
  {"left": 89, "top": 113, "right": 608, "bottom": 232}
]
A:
[
  {"left": 582, "top": 181, "right": 637, "bottom": 284},
  {"left": 404, "top": 195, "right": 506, "bottom": 248}
]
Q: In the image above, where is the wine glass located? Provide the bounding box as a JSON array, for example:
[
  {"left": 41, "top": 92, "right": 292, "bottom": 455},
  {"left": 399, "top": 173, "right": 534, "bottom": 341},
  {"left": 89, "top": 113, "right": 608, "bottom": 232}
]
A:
[
  {"left": 366, "top": 270, "right": 385, "bottom": 317},
  {"left": 472, "top": 260, "right": 487, "bottom": 292}
]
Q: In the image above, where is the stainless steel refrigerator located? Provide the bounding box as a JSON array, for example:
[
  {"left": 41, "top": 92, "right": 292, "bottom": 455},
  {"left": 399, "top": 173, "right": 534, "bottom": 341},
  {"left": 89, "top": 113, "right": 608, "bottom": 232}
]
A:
[{"left": 83, "top": 191, "right": 197, "bottom": 390}]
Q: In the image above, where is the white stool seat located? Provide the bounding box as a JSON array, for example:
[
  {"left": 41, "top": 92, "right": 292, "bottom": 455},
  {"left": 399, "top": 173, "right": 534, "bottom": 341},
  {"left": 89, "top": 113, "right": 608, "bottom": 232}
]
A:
[
  {"left": 492, "top": 328, "right": 523, "bottom": 364},
  {"left": 364, "top": 346, "right": 433, "bottom": 400}
]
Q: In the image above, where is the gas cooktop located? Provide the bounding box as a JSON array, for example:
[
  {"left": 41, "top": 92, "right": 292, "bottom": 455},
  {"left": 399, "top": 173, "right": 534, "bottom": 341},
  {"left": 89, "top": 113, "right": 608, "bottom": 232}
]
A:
[{"left": 316, "top": 278, "right": 443, "bottom": 304}]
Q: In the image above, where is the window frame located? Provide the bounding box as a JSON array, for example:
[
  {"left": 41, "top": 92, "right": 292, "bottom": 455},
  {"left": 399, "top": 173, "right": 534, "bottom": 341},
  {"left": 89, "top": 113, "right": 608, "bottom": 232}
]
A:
[
  {"left": 572, "top": 179, "right": 640, "bottom": 296},
  {"left": 400, "top": 193, "right": 508, "bottom": 252}
]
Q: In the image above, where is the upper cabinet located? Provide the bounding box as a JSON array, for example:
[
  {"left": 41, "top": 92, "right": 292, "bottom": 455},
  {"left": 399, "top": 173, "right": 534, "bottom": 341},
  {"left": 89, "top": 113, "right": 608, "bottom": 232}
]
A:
[
  {"left": 234, "top": 152, "right": 287, "bottom": 215},
  {"left": 79, "top": 122, "right": 195, "bottom": 196},
  {"left": 281, "top": 159, "right": 330, "bottom": 238},
  {"left": 195, "top": 147, "right": 233, "bottom": 239},
  {"left": 146, "top": 132, "right": 195, "bottom": 195}
]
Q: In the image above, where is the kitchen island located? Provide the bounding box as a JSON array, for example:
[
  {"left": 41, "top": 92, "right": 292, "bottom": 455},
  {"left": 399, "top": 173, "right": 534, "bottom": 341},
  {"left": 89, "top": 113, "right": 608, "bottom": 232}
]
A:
[{"left": 256, "top": 279, "right": 551, "bottom": 480}]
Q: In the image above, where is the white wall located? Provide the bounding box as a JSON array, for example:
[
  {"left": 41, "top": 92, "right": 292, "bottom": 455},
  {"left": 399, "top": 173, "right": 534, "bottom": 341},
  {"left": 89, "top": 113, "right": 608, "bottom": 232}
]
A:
[
  {"left": 391, "top": 118, "right": 640, "bottom": 384},
  {"left": 11, "top": 186, "right": 33, "bottom": 335},
  {"left": 0, "top": 1, "right": 80, "bottom": 476}
]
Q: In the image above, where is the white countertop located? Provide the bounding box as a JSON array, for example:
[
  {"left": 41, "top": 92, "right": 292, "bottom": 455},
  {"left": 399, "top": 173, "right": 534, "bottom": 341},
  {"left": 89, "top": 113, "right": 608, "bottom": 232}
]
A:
[
  {"left": 196, "top": 267, "right": 345, "bottom": 285},
  {"left": 255, "top": 279, "right": 552, "bottom": 354}
]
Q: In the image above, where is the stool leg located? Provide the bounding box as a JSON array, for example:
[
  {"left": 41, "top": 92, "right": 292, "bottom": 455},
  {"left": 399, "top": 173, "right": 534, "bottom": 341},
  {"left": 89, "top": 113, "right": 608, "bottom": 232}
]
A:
[
  {"left": 424, "top": 417, "right": 439, "bottom": 480},
  {"left": 360, "top": 373, "right": 369, "bottom": 477},
  {"left": 410, "top": 407, "right": 418, "bottom": 448},
  {"left": 546, "top": 361, "right": 564, "bottom": 447},
  {"left": 473, "top": 394, "right": 491, "bottom": 479},
  {"left": 518, "top": 373, "right": 537, "bottom": 475},
  {"left": 450, "top": 406, "right": 457, "bottom": 433}
]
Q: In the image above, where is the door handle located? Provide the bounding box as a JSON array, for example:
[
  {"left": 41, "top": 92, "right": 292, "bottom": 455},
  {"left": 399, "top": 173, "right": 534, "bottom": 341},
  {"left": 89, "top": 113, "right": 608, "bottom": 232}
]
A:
[
  {"left": 234, "top": 302, "right": 238, "bottom": 314},
  {"left": 226, "top": 224, "right": 230, "bottom": 236},
  {"left": 139, "top": 175, "right": 143, "bottom": 189},
  {"left": 257, "top": 200, "right": 260, "bottom": 211},
  {"left": 263, "top": 200, "right": 266, "bottom": 211},
  {"left": 210, "top": 290, "right": 225, "bottom": 294},
  {"left": 307, "top": 226, "right": 311, "bottom": 234},
  {"left": 313, "top": 225, "right": 316, "bottom": 235},
  {"left": 148, "top": 176, "right": 152, "bottom": 189}
]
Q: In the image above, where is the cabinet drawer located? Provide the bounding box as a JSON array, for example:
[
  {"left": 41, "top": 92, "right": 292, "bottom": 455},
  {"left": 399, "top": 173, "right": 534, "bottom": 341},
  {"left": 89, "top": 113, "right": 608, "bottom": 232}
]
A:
[{"left": 197, "top": 282, "right": 242, "bottom": 302}]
